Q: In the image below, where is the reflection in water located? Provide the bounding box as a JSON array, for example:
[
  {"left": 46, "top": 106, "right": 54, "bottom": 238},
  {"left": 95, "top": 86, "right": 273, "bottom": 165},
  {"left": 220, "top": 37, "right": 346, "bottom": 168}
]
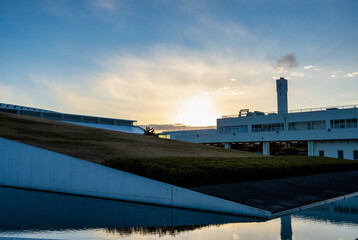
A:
[
  {"left": 280, "top": 215, "right": 292, "bottom": 240},
  {"left": 105, "top": 226, "right": 209, "bottom": 237},
  {"left": 296, "top": 197, "right": 358, "bottom": 225},
  {"left": 1, "top": 186, "right": 358, "bottom": 239},
  {"left": 0, "top": 186, "right": 260, "bottom": 233}
]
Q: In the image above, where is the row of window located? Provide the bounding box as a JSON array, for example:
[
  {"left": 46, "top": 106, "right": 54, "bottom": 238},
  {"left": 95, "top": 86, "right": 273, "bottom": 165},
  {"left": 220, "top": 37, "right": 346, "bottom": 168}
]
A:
[
  {"left": 288, "top": 120, "right": 325, "bottom": 131},
  {"left": 219, "top": 125, "right": 248, "bottom": 134},
  {"left": 331, "top": 119, "right": 358, "bottom": 129},
  {"left": 252, "top": 123, "right": 284, "bottom": 132},
  {"left": 319, "top": 150, "right": 358, "bottom": 160},
  {"left": 221, "top": 118, "right": 358, "bottom": 134}
]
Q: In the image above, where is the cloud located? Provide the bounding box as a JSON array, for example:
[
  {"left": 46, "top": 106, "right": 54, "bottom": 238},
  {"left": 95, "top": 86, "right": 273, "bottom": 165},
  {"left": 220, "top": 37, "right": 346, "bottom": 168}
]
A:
[
  {"left": 344, "top": 72, "right": 358, "bottom": 78},
  {"left": 93, "top": 0, "right": 115, "bottom": 10},
  {"left": 0, "top": 81, "right": 39, "bottom": 107},
  {"left": 89, "top": 0, "right": 119, "bottom": 13},
  {"left": 303, "top": 65, "right": 321, "bottom": 71},
  {"left": 202, "top": 87, "right": 247, "bottom": 96},
  {"left": 330, "top": 70, "right": 341, "bottom": 78},
  {"left": 8, "top": 46, "right": 358, "bottom": 126},
  {"left": 0, "top": 83, "right": 14, "bottom": 100},
  {"left": 26, "top": 46, "right": 275, "bottom": 124},
  {"left": 290, "top": 72, "right": 304, "bottom": 77},
  {"left": 38, "top": 0, "right": 74, "bottom": 18}
]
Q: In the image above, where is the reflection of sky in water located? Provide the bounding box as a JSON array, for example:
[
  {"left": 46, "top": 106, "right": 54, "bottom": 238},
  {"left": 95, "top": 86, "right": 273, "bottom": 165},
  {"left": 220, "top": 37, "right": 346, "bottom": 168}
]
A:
[{"left": 0, "top": 186, "right": 358, "bottom": 240}]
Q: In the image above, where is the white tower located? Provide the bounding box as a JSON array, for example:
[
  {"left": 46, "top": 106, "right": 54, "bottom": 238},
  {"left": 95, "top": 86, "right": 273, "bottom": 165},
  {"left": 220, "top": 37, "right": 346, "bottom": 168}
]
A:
[{"left": 276, "top": 77, "right": 288, "bottom": 114}]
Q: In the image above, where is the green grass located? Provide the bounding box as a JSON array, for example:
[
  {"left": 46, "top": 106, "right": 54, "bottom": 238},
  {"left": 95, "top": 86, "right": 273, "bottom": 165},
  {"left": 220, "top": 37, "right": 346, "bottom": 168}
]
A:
[{"left": 103, "top": 156, "right": 358, "bottom": 187}]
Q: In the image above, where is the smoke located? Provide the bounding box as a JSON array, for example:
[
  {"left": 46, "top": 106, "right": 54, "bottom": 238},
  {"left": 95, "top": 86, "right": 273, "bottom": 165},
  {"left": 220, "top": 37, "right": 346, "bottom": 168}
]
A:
[{"left": 272, "top": 53, "right": 299, "bottom": 72}]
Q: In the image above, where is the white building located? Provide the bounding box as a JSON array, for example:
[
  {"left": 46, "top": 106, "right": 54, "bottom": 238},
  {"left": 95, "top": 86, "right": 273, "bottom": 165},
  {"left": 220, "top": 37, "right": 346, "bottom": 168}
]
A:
[
  {"left": 163, "top": 78, "right": 358, "bottom": 160},
  {"left": 0, "top": 103, "right": 145, "bottom": 134}
]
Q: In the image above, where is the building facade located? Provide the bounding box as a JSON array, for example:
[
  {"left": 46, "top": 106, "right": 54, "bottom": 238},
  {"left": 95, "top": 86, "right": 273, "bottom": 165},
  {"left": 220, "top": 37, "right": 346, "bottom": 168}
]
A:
[
  {"left": 164, "top": 78, "right": 358, "bottom": 160},
  {"left": 0, "top": 103, "right": 145, "bottom": 134}
]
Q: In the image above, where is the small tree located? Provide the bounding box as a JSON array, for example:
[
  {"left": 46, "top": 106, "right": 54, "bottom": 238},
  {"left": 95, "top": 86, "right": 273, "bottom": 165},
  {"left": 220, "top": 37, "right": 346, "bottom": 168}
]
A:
[{"left": 144, "top": 126, "right": 157, "bottom": 136}]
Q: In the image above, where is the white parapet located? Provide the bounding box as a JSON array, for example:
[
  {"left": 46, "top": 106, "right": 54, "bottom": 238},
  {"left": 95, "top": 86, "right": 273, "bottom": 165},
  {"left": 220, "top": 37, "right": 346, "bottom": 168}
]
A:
[{"left": 0, "top": 137, "right": 270, "bottom": 218}]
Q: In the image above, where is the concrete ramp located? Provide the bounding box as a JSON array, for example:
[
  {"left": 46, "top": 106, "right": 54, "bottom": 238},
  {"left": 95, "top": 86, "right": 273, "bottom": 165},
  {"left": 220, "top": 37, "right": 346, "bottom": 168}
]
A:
[
  {"left": 0, "top": 137, "right": 269, "bottom": 218},
  {"left": 191, "top": 170, "right": 358, "bottom": 218}
]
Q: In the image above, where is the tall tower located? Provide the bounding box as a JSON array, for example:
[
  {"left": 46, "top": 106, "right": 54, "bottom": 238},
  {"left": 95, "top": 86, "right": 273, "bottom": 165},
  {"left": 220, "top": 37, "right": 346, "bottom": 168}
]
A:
[{"left": 276, "top": 77, "right": 288, "bottom": 114}]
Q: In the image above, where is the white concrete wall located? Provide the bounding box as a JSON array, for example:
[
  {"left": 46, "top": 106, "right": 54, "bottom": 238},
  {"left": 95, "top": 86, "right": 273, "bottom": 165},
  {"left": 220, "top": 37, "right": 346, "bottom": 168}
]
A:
[
  {"left": 169, "top": 108, "right": 358, "bottom": 144},
  {"left": 0, "top": 137, "right": 270, "bottom": 218},
  {"left": 172, "top": 128, "right": 358, "bottom": 145},
  {"left": 313, "top": 140, "right": 358, "bottom": 160},
  {"left": 163, "top": 129, "right": 217, "bottom": 140}
]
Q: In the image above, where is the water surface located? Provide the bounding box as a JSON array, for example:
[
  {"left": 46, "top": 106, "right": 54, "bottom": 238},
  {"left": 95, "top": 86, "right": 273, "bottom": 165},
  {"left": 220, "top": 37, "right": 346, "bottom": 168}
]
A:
[{"left": 0, "top": 186, "right": 357, "bottom": 240}]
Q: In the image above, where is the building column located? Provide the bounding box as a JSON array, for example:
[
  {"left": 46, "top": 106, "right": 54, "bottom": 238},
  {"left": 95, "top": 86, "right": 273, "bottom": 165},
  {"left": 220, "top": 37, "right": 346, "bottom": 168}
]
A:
[
  {"left": 308, "top": 140, "right": 314, "bottom": 156},
  {"left": 224, "top": 143, "right": 231, "bottom": 149},
  {"left": 263, "top": 142, "right": 270, "bottom": 155}
]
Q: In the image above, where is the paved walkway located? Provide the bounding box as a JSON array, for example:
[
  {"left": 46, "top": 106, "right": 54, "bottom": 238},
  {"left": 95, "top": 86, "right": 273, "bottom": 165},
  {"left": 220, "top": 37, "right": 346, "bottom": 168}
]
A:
[{"left": 191, "top": 171, "right": 358, "bottom": 213}]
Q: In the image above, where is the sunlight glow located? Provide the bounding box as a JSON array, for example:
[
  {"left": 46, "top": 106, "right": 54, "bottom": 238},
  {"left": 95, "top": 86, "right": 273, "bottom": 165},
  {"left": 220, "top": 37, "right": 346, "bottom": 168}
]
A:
[{"left": 174, "top": 94, "right": 218, "bottom": 126}]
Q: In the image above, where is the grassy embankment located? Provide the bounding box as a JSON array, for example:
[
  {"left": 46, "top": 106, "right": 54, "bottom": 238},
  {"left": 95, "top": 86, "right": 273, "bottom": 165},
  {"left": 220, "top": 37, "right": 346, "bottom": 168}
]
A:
[{"left": 1, "top": 111, "right": 358, "bottom": 187}]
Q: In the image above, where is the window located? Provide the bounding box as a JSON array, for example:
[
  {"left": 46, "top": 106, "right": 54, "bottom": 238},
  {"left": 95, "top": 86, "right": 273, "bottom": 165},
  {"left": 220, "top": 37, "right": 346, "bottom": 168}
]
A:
[
  {"left": 252, "top": 123, "right": 284, "bottom": 132},
  {"left": 331, "top": 118, "right": 358, "bottom": 129},
  {"left": 354, "top": 150, "right": 358, "bottom": 160},
  {"left": 219, "top": 125, "right": 248, "bottom": 134},
  {"left": 346, "top": 119, "right": 358, "bottom": 128},
  {"left": 288, "top": 120, "right": 325, "bottom": 131},
  {"left": 338, "top": 150, "right": 344, "bottom": 159},
  {"left": 319, "top": 150, "right": 324, "bottom": 157}
]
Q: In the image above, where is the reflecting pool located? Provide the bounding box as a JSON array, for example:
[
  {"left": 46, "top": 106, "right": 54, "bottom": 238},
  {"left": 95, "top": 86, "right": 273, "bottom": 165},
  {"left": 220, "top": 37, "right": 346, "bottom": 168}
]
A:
[{"left": 0, "top": 186, "right": 357, "bottom": 240}]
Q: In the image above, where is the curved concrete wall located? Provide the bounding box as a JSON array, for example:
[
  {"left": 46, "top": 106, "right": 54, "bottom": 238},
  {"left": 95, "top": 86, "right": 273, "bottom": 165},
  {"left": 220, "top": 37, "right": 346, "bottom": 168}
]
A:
[{"left": 0, "top": 137, "right": 269, "bottom": 218}]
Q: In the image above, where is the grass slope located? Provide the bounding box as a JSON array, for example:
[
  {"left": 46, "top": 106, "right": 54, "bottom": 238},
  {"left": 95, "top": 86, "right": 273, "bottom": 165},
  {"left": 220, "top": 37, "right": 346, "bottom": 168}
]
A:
[
  {"left": 1, "top": 111, "right": 358, "bottom": 187},
  {"left": 0, "top": 112, "right": 257, "bottom": 163}
]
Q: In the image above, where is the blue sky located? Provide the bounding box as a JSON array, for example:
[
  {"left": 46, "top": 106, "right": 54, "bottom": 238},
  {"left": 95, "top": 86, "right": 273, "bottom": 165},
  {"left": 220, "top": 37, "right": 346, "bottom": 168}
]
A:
[{"left": 1, "top": 0, "right": 358, "bottom": 125}]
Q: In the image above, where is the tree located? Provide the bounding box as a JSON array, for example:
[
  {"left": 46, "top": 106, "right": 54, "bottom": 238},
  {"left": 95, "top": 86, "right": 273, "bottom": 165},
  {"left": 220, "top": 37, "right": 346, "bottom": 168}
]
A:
[{"left": 144, "top": 126, "right": 157, "bottom": 136}]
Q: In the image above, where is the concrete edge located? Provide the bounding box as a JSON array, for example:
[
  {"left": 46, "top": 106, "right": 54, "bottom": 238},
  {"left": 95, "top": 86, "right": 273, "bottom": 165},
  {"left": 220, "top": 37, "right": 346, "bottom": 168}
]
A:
[
  {"left": 268, "top": 207, "right": 300, "bottom": 218},
  {"left": 268, "top": 191, "right": 358, "bottom": 219},
  {"left": 343, "top": 191, "right": 358, "bottom": 199},
  {"left": 0, "top": 184, "right": 267, "bottom": 222}
]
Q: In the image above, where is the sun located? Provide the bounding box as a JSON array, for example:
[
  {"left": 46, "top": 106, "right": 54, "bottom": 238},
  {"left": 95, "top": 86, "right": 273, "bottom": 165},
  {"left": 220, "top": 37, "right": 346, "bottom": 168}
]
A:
[{"left": 174, "top": 94, "right": 218, "bottom": 126}]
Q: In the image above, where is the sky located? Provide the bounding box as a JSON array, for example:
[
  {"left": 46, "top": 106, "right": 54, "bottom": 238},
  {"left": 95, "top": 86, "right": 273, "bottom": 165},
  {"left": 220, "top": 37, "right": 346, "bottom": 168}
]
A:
[{"left": 1, "top": 0, "right": 358, "bottom": 126}]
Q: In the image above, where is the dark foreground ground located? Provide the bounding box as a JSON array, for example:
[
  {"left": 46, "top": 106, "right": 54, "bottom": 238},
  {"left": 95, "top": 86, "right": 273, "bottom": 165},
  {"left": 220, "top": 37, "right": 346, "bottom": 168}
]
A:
[{"left": 191, "top": 170, "right": 358, "bottom": 213}]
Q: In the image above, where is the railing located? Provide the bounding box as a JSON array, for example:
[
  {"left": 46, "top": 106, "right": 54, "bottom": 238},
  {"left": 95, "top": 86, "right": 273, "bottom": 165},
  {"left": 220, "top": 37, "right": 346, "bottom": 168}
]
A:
[
  {"left": 0, "top": 102, "right": 56, "bottom": 113},
  {"left": 221, "top": 104, "right": 358, "bottom": 119},
  {"left": 0, "top": 102, "right": 136, "bottom": 126}
]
